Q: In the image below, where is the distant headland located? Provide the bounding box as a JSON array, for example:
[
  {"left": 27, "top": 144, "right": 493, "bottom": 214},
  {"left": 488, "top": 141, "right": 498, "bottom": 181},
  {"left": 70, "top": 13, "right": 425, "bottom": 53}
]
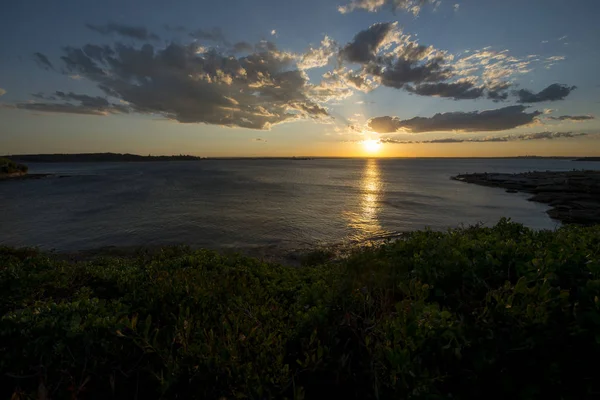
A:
[{"left": 3, "top": 153, "right": 205, "bottom": 163}]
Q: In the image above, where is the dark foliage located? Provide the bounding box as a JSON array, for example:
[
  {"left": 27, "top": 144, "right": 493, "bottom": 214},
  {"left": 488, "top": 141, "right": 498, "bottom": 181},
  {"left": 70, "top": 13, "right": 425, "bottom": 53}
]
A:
[{"left": 2, "top": 219, "right": 600, "bottom": 399}]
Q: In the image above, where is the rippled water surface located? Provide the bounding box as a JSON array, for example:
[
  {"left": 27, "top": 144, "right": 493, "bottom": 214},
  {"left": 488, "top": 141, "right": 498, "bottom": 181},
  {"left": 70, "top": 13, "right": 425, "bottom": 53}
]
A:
[{"left": 2, "top": 158, "right": 598, "bottom": 251}]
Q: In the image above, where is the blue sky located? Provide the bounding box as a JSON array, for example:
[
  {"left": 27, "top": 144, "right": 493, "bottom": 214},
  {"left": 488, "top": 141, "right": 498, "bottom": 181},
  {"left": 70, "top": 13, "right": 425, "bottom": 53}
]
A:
[{"left": 1, "top": 0, "right": 599, "bottom": 156}]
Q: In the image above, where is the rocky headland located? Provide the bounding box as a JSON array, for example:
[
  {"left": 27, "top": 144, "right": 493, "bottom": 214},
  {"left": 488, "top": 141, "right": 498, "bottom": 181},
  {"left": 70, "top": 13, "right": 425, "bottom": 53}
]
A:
[{"left": 452, "top": 170, "right": 600, "bottom": 225}]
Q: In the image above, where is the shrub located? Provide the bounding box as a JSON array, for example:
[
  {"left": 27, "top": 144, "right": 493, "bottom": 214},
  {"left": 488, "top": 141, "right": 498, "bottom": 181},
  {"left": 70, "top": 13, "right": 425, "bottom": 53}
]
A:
[
  {"left": 0, "top": 157, "right": 28, "bottom": 174},
  {"left": 1, "top": 219, "right": 600, "bottom": 399}
]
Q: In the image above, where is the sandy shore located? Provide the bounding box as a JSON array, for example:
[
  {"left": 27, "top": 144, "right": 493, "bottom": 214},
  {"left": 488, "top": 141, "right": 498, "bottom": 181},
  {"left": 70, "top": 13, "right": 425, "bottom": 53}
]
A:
[{"left": 452, "top": 170, "right": 600, "bottom": 225}]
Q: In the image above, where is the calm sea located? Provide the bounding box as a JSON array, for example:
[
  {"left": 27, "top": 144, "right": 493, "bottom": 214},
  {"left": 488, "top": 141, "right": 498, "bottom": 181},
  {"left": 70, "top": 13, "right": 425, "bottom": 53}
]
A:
[{"left": 1, "top": 158, "right": 598, "bottom": 251}]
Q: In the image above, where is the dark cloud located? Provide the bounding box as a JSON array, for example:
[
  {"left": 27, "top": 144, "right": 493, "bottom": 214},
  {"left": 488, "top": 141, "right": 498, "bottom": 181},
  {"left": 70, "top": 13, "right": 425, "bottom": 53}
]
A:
[
  {"left": 406, "top": 81, "right": 485, "bottom": 100},
  {"left": 549, "top": 115, "right": 594, "bottom": 121},
  {"left": 33, "top": 52, "right": 54, "bottom": 70},
  {"left": 11, "top": 91, "right": 128, "bottom": 116},
  {"left": 375, "top": 56, "right": 451, "bottom": 89},
  {"left": 85, "top": 23, "right": 160, "bottom": 41},
  {"left": 189, "top": 27, "right": 227, "bottom": 43},
  {"left": 33, "top": 37, "right": 331, "bottom": 129},
  {"left": 368, "top": 105, "right": 542, "bottom": 133},
  {"left": 338, "top": 0, "right": 436, "bottom": 15},
  {"left": 338, "top": 23, "right": 456, "bottom": 93},
  {"left": 516, "top": 83, "right": 577, "bottom": 103},
  {"left": 339, "top": 22, "right": 397, "bottom": 64},
  {"left": 380, "top": 131, "right": 588, "bottom": 144},
  {"left": 232, "top": 42, "right": 254, "bottom": 53}
]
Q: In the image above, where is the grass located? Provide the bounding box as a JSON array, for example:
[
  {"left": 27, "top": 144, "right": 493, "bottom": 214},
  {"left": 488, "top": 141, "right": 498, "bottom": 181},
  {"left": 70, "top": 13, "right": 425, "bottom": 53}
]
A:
[
  {"left": 2, "top": 218, "right": 600, "bottom": 399},
  {"left": 0, "top": 157, "right": 28, "bottom": 175}
]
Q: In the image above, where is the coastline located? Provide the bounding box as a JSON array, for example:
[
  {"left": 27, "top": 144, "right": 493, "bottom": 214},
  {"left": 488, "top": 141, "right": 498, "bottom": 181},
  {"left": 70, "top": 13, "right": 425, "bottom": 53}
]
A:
[
  {"left": 452, "top": 170, "right": 600, "bottom": 225},
  {"left": 0, "top": 172, "right": 54, "bottom": 181}
]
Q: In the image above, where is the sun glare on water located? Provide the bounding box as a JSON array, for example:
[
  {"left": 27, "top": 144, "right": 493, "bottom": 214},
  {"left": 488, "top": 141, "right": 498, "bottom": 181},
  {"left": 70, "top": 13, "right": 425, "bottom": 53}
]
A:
[{"left": 363, "top": 139, "right": 381, "bottom": 154}]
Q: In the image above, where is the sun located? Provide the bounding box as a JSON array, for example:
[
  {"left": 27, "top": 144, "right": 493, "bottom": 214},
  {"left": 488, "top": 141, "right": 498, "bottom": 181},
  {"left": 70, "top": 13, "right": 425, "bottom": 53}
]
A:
[{"left": 363, "top": 139, "right": 381, "bottom": 153}]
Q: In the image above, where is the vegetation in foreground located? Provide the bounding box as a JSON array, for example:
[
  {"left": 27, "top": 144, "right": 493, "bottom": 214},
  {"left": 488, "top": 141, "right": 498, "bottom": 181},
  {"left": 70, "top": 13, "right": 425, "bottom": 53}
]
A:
[
  {"left": 2, "top": 219, "right": 600, "bottom": 399},
  {"left": 0, "top": 157, "right": 28, "bottom": 175}
]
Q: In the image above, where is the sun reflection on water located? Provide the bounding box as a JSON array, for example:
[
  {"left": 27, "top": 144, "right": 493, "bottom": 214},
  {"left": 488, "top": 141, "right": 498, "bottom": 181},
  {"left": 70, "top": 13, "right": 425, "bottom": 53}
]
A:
[{"left": 345, "top": 158, "right": 385, "bottom": 240}]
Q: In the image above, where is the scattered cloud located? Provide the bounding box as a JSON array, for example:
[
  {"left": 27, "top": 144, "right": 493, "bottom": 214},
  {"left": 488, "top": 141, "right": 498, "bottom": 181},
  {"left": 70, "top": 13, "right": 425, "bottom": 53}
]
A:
[
  {"left": 253, "top": 138, "right": 267, "bottom": 142},
  {"left": 0, "top": 88, "right": 5, "bottom": 97},
  {"left": 298, "top": 36, "right": 337, "bottom": 69},
  {"left": 558, "top": 35, "right": 568, "bottom": 41},
  {"left": 69, "top": 74, "right": 82, "bottom": 80},
  {"left": 33, "top": 52, "right": 54, "bottom": 70},
  {"left": 338, "top": 0, "right": 439, "bottom": 16},
  {"left": 85, "top": 23, "right": 160, "bottom": 41},
  {"left": 368, "top": 105, "right": 542, "bottom": 133},
  {"left": 453, "top": 3, "right": 460, "bottom": 12},
  {"left": 380, "top": 131, "right": 588, "bottom": 144},
  {"left": 549, "top": 115, "right": 594, "bottom": 122},
  {"left": 271, "top": 29, "right": 277, "bottom": 36},
  {"left": 516, "top": 83, "right": 577, "bottom": 103}
]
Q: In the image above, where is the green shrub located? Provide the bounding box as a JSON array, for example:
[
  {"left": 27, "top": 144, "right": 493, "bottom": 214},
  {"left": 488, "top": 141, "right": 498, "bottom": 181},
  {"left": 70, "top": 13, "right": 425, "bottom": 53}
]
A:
[
  {"left": 0, "top": 157, "right": 28, "bottom": 174},
  {"left": 1, "top": 219, "right": 600, "bottom": 399}
]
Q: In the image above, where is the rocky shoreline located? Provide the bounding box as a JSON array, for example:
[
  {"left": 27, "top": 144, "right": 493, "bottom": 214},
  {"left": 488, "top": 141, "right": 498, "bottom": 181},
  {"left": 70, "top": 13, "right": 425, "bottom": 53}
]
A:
[
  {"left": 452, "top": 170, "right": 600, "bottom": 225},
  {"left": 0, "top": 173, "right": 54, "bottom": 181}
]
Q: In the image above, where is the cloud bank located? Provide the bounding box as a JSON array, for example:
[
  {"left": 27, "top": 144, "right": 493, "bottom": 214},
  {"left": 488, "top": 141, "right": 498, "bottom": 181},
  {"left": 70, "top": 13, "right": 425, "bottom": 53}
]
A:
[
  {"left": 379, "top": 131, "right": 588, "bottom": 144},
  {"left": 368, "top": 106, "right": 541, "bottom": 133}
]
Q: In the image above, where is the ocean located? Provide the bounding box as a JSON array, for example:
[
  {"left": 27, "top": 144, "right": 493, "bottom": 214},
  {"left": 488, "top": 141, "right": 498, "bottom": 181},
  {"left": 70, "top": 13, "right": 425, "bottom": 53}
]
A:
[{"left": 1, "top": 158, "right": 598, "bottom": 252}]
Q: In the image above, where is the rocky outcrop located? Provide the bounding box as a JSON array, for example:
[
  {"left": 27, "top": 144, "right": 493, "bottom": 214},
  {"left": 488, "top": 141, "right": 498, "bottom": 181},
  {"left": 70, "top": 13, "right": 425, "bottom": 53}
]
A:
[{"left": 451, "top": 170, "right": 600, "bottom": 225}]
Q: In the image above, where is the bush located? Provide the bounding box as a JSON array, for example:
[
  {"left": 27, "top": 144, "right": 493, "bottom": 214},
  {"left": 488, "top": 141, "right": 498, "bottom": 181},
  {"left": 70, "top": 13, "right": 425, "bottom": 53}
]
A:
[
  {"left": 1, "top": 219, "right": 600, "bottom": 399},
  {"left": 0, "top": 157, "right": 28, "bottom": 174}
]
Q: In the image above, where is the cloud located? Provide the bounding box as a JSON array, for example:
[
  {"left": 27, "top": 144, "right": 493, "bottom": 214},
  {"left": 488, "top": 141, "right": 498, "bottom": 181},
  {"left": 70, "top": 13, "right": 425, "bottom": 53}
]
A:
[
  {"left": 558, "top": 35, "right": 568, "bottom": 41},
  {"left": 271, "top": 30, "right": 277, "bottom": 36},
  {"left": 9, "top": 91, "right": 128, "bottom": 115},
  {"left": 338, "top": 22, "right": 456, "bottom": 93},
  {"left": 0, "top": 88, "right": 5, "bottom": 97},
  {"left": 28, "top": 36, "right": 333, "bottom": 129},
  {"left": 406, "top": 81, "right": 484, "bottom": 100},
  {"left": 339, "top": 22, "right": 399, "bottom": 64},
  {"left": 253, "top": 138, "right": 267, "bottom": 142},
  {"left": 232, "top": 42, "right": 254, "bottom": 53},
  {"left": 379, "top": 131, "right": 588, "bottom": 144},
  {"left": 298, "top": 36, "right": 337, "bottom": 69},
  {"left": 453, "top": 3, "right": 459, "bottom": 11},
  {"left": 336, "top": 24, "right": 542, "bottom": 101},
  {"left": 189, "top": 27, "right": 227, "bottom": 43},
  {"left": 549, "top": 115, "right": 594, "bottom": 121},
  {"left": 516, "top": 83, "right": 577, "bottom": 103},
  {"left": 33, "top": 52, "right": 54, "bottom": 70},
  {"left": 368, "top": 105, "right": 542, "bottom": 133},
  {"left": 338, "top": 0, "right": 437, "bottom": 16},
  {"left": 85, "top": 23, "right": 160, "bottom": 41}
]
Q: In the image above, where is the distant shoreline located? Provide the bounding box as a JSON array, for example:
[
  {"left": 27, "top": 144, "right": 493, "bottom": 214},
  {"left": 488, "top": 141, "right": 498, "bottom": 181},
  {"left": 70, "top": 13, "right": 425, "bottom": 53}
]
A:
[{"left": 3, "top": 152, "right": 600, "bottom": 163}]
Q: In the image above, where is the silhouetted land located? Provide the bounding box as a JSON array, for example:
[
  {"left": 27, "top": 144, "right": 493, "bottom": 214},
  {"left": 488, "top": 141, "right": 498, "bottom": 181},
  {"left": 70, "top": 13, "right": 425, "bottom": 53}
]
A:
[
  {"left": 452, "top": 170, "right": 600, "bottom": 224},
  {"left": 4, "top": 153, "right": 204, "bottom": 163},
  {"left": 2, "top": 220, "right": 600, "bottom": 399},
  {"left": 574, "top": 157, "right": 600, "bottom": 162}
]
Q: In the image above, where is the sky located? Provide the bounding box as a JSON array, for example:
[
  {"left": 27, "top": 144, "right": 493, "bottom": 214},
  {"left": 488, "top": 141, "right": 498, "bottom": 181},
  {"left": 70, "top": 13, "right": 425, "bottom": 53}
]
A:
[{"left": 1, "top": 0, "right": 599, "bottom": 157}]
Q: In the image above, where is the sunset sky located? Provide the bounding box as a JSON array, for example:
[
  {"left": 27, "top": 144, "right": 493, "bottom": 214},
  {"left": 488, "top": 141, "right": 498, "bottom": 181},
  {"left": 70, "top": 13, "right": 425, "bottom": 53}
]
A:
[{"left": 1, "top": 0, "right": 599, "bottom": 157}]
